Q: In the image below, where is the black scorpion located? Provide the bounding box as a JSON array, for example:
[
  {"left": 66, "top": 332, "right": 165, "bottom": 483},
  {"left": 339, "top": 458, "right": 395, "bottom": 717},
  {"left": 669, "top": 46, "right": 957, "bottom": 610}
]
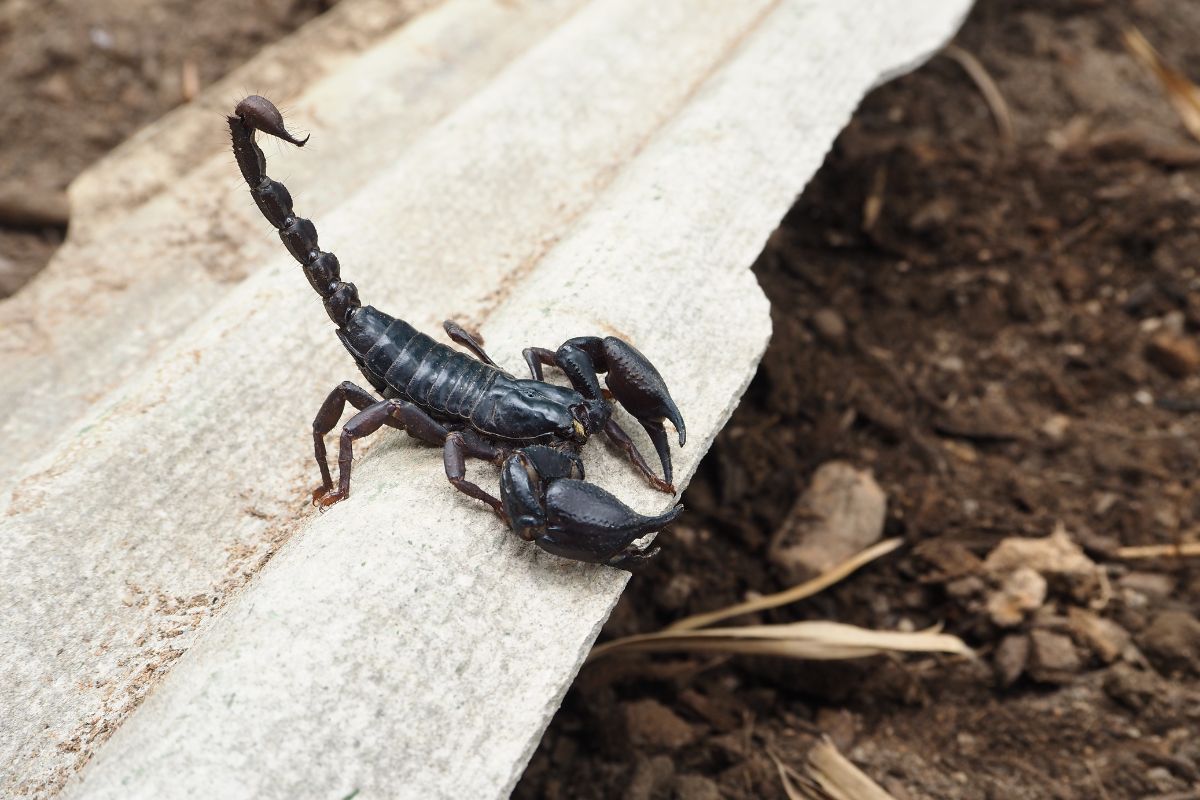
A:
[{"left": 229, "top": 96, "right": 686, "bottom": 569}]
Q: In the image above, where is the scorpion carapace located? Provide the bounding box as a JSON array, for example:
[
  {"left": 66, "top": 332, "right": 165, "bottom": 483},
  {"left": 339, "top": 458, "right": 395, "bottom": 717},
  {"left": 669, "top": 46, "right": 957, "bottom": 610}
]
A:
[{"left": 229, "top": 95, "right": 686, "bottom": 569}]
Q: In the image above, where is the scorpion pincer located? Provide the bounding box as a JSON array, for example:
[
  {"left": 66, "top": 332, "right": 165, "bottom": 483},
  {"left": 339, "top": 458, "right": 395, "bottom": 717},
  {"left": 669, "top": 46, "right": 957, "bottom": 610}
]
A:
[{"left": 228, "top": 95, "right": 686, "bottom": 569}]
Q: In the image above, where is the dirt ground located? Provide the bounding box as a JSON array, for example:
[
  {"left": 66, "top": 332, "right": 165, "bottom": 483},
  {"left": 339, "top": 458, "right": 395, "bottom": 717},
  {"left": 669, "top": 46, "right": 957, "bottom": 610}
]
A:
[{"left": 5, "top": 0, "right": 1200, "bottom": 798}]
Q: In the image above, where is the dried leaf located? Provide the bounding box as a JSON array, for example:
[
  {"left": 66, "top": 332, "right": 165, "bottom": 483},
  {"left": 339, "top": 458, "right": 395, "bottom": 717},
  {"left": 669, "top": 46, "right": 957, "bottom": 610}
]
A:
[
  {"left": 1115, "top": 541, "right": 1200, "bottom": 560},
  {"left": 1124, "top": 27, "right": 1200, "bottom": 143},
  {"left": 589, "top": 620, "right": 972, "bottom": 662},
  {"left": 769, "top": 749, "right": 821, "bottom": 800},
  {"left": 943, "top": 44, "right": 1015, "bottom": 149},
  {"left": 807, "top": 737, "right": 897, "bottom": 800},
  {"left": 668, "top": 538, "right": 904, "bottom": 632}
]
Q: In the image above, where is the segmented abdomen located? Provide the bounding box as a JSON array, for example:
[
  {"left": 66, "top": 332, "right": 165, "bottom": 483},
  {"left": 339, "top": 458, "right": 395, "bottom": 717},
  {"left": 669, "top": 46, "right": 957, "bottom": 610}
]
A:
[{"left": 358, "top": 317, "right": 499, "bottom": 419}]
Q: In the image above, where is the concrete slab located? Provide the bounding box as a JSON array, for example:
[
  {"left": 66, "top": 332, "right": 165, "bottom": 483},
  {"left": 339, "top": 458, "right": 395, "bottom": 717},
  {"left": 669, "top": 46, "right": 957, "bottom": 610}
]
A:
[{"left": 0, "top": 0, "right": 972, "bottom": 797}]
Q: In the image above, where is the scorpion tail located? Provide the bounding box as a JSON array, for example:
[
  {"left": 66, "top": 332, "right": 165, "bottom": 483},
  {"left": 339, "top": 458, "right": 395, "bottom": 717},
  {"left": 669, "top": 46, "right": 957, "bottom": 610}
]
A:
[{"left": 229, "top": 95, "right": 360, "bottom": 328}]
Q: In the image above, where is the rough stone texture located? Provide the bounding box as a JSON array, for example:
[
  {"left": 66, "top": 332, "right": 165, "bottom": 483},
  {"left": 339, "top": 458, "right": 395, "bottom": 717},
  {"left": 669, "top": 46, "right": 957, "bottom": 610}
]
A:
[
  {"left": 0, "top": 0, "right": 972, "bottom": 797},
  {"left": 1139, "top": 610, "right": 1200, "bottom": 675},
  {"left": 994, "top": 634, "right": 1030, "bottom": 687},
  {"left": 1068, "top": 607, "right": 1131, "bottom": 665},
  {"left": 986, "top": 566, "right": 1047, "bottom": 627},
  {"left": 1028, "top": 630, "right": 1083, "bottom": 684}
]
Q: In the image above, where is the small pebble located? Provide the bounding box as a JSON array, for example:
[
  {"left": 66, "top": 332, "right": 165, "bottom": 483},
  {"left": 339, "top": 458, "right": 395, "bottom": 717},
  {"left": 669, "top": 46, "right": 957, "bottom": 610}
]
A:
[
  {"left": 994, "top": 633, "right": 1029, "bottom": 686},
  {"left": 1028, "top": 629, "right": 1082, "bottom": 683},
  {"left": 1068, "top": 607, "right": 1131, "bottom": 664},
  {"left": 1119, "top": 572, "right": 1175, "bottom": 601},
  {"left": 1104, "top": 663, "right": 1159, "bottom": 711},
  {"left": 1139, "top": 610, "right": 1200, "bottom": 675},
  {"left": 626, "top": 755, "right": 675, "bottom": 800},
  {"left": 89, "top": 26, "right": 114, "bottom": 51},
  {"left": 987, "top": 566, "right": 1047, "bottom": 627},
  {"left": 1040, "top": 414, "right": 1071, "bottom": 442},
  {"left": 624, "top": 699, "right": 698, "bottom": 750},
  {"left": 655, "top": 574, "right": 699, "bottom": 612},
  {"left": 811, "top": 307, "right": 847, "bottom": 345},
  {"left": 1145, "top": 333, "right": 1200, "bottom": 378},
  {"left": 672, "top": 774, "right": 721, "bottom": 800}
]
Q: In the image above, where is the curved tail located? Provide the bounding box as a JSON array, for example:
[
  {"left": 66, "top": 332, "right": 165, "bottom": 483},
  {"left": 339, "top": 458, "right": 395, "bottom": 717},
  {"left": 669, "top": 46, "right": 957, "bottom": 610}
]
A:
[{"left": 229, "top": 95, "right": 360, "bottom": 327}]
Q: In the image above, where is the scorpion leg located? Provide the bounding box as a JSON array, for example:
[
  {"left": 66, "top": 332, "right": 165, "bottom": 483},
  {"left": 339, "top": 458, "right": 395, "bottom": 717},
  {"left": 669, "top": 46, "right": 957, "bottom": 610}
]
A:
[
  {"left": 443, "top": 320, "right": 498, "bottom": 367},
  {"left": 318, "top": 399, "right": 403, "bottom": 508},
  {"left": 522, "top": 346, "right": 556, "bottom": 381},
  {"left": 600, "top": 417, "right": 674, "bottom": 493},
  {"left": 318, "top": 397, "right": 465, "bottom": 509},
  {"left": 443, "top": 431, "right": 507, "bottom": 517},
  {"left": 329, "top": 397, "right": 507, "bottom": 517},
  {"left": 311, "top": 381, "right": 397, "bottom": 504}
]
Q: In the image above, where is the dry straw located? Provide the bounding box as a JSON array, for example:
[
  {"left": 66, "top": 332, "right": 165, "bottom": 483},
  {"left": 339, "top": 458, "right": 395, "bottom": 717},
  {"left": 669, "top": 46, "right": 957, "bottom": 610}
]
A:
[
  {"left": 1124, "top": 26, "right": 1200, "bottom": 143},
  {"left": 589, "top": 538, "right": 971, "bottom": 663}
]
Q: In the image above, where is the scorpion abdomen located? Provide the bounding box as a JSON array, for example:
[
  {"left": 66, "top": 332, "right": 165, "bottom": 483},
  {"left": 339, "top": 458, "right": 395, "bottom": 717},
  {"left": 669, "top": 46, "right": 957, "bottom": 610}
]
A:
[{"left": 341, "top": 309, "right": 501, "bottom": 421}]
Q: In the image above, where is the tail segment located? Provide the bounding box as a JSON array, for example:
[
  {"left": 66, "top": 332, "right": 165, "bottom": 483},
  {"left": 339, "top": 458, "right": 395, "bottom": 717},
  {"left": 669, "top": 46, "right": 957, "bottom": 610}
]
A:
[{"left": 229, "top": 95, "right": 360, "bottom": 328}]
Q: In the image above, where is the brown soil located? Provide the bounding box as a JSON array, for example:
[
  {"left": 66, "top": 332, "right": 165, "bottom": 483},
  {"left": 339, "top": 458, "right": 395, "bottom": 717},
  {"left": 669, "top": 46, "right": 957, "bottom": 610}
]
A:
[
  {"left": 6, "top": 0, "right": 1200, "bottom": 798},
  {"left": 0, "top": 0, "right": 336, "bottom": 295}
]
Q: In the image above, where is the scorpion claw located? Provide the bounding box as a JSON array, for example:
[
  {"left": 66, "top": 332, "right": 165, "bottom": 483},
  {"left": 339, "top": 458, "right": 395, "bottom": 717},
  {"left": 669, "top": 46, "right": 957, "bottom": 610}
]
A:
[
  {"left": 543, "top": 336, "right": 685, "bottom": 488},
  {"left": 598, "top": 336, "right": 686, "bottom": 449},
  {"left": 605, "top": 543, "right": 661, "bottom": 571},
  {"left": 499, "top": 449, "right": 679, "bottom": 568},
  {"left": 534, "top": 479, "right": 682, "bottom": 566}
]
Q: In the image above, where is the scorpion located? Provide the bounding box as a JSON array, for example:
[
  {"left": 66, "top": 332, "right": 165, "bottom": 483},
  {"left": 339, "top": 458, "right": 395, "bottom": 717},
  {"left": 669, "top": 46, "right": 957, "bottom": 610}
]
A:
[{"left": 228, "top": 96, "right": 686, "bottom": 569}]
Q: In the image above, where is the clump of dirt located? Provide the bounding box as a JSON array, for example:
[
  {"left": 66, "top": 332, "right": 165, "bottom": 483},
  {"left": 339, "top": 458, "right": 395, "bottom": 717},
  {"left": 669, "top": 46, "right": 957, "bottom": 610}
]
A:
[
  {"left": 0, "top": 0, "right": 338, "bottom": 295},
  {"left": 516, "top": 1, "right": 1200, "bottom": 797}
]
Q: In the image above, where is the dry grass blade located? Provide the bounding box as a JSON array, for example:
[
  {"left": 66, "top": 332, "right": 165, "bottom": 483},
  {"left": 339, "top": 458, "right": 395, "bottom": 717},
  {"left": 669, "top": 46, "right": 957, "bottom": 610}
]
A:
[
  {"left": 943, "top": 44, "right": 1015, "bottom": 150},
  {"left": 1123, "top": 26, "right": 1200, "bottom": 143},
  {"left": 807, "top": 737, "right": 897, "bottom": 800},
  {"left": 769, "top": 749, "right": 823, "bottom": 800},
  {"left": 668, "top": 538, "right": 904, "bottom": 632},
  {"left": 862, "top": 164, "right": 888, "bottom": 231},
  {"left": 1115, "top": 542, "right": 1200, "bottom": 560},
  {"left": 588, "top": 620, "right": 972, "bottom": 662}
]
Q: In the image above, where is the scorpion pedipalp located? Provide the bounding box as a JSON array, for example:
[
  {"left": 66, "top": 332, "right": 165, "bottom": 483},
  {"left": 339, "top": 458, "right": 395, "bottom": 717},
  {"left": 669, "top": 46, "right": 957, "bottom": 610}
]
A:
[
  {"left": 524, "top": 336, "right": 685, "bottom": 490},
  {"left": 499, "top": 446, "right": 679, "bottom": 570}
]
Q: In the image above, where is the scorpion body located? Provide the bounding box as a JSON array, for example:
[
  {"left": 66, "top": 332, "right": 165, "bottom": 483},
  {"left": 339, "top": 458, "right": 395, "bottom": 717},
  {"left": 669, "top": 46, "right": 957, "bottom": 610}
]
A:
[
  {"left": 228, "top": 96, "right": 685, "bottom": 569},
  {"left": 344, "top": 309, "right": 585, "bottom": 441}
]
